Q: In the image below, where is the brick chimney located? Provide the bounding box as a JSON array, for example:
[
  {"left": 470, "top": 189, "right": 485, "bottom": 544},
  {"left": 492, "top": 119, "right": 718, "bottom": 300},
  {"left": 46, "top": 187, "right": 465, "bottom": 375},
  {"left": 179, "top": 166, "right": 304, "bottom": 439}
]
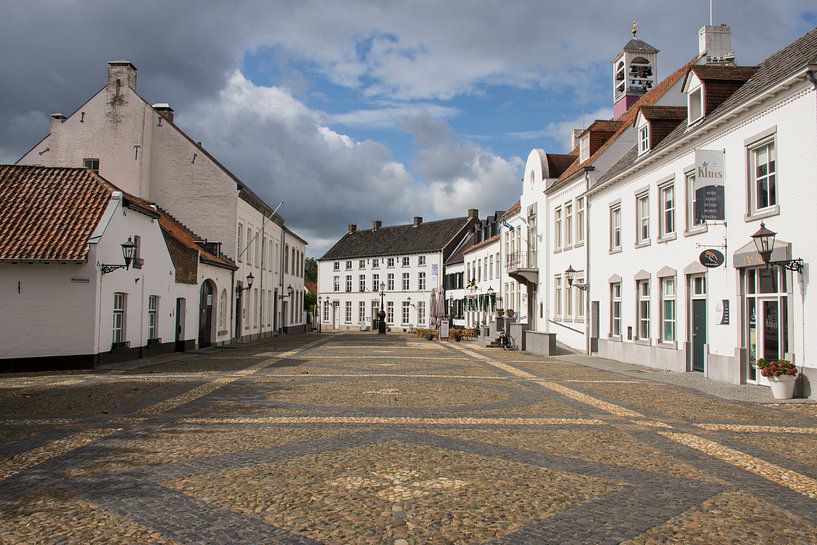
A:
[
  {"left": 153, "top": 103, "right": 174, "bottom": 124},
  {"left": 412, "top": 216, "right": 423, "bottom": 227},
  {"left": 467, "top": 208, "right": 479, "bottom": 219},
  {"left": 107, "top": 61, "right": 137, "bottom": 91},
  {"left": 373, "top": 220, "right": 382, "bottom": 231},
  {"left": 347, "top": 224, "right": 357, "bottom": 234}
]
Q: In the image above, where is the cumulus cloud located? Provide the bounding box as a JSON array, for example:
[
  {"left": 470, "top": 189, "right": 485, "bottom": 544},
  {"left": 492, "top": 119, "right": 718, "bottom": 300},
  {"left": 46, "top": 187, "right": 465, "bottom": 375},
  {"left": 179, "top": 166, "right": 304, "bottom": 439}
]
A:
[{"left": 504, "top": 107, "right": 614, "bottom": 150}]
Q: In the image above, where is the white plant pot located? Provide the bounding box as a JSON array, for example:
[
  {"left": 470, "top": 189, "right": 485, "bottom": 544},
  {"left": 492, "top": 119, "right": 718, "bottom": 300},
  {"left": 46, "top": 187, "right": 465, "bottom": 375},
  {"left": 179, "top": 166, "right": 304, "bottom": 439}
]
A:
[{"left": 768, "top": 375, "right": 796, "bottom": 400}]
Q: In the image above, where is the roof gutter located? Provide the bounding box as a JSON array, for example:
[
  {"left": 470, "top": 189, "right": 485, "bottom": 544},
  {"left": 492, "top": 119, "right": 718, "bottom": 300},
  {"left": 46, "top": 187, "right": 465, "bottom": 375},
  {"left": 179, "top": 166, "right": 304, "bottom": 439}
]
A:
[{"left": 586, "top": 66, "right": 814, "bottom": 198}]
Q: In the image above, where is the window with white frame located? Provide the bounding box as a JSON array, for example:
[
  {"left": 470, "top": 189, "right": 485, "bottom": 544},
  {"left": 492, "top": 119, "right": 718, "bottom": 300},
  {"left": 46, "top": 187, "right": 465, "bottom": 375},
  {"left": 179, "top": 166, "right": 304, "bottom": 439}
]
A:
[
  {"left": 688, "top": 86, "right": 703, "bottom": 124},
  {"left": 387, "top": 257, "right": 395, "bottom": 268},
  {"left": 148, "top": 295, "right": 159, "bottom": 340},
  {"left": 345, "top": 301, "right": 352, "bottom": 323},
  {"left": 554, "top": 275, "right": 562, "bottom": 319},
  {"left": 333, "top": 276, "right": 340, "bottom": 292},
  {"left": 359, "top": 259, "right": 366, "bottom": 269},
  {"left": 610, "top": 205, "right": 621, "bottom": 250},
  {"left": 323, "top": 301, "right": 329, "bottom": 321},
  {"left": 661, "top": 277, "right": 676, "bottom": 342},
  {"left": 495, "top": 252, "right": 500, "bottom": 277},
  {"left": 402, "top": 256, "right": 410, "bottom": 267},
  {"left": 113, "top": 293, "right": 126, "bottom": 344},
  {"left": 418, "top": 301, "right": 426, "bottom": 325},
  {"left": 685, "top": 171, "right": 705, "bottom": 232},
  {"left": 576, "top": 274, "right": 585, "bottom": 321},
  {"left": 565, "top": 275, "right": 573, "bottom": 319},
  {"left": 254, "top": 231, "right": 260, "bottom": 268},
  {"left": 219, "top": 289, "right": 227, "bottom": 330},
  {"left": 247, "top": 228, "right": 253, "bottom": 264},
  {"left": 749, "top": 138, "right": 777, "bottom": 214},
  {"left": 418, "top": 256, "right": 426, "bottom": 266},
  {"left": 554, "top": 207, "right": 562, "bottom": 250},
  {"left": 636, "top": 193, "right": 650, "bottom": 244},
  {"left": 660, "top": 183, "right": 675, "bottom": 238},
  {"left": 371, "top": 301, "right": 379, "bottom": 321},
  {"left": 483, "top": 258, "right": 488, "bottom": 280},
  {"left": 579, "top": 135, "right": 590, "bottom": 162},
  {"left": 402, "top": 301, "right": 411, "bottom": 324},
  {"left": 418, "top": 272, "right": 426, "bottom": 290},
  {"left": 477, "top": 259, "right": 482, "bottom": 282},
  {"left": 402, "top": 272, "right": 410, "bottom": 291},
  {"left": 372, "top": 273, "right": 380, "bottom": 292},
  {"left": 637, "top": 279, "right": 651, "bottom": 340},
  {"left": 576, "top": 197, "right": 585, "bottom": 245},
  {"left": 372, "top": 258, "right": 379, "bottom": 268},
  {"left": 386, "top": 302, "right": 394, "bottom": 324},
  {"left": 565, "top": 202, "right": 573, "bottom": 247},
  {"left": 387, "top": 273, "right": 395, "bottom": 291},
  {"left": 359, "top": 301, "right": 366, "bottom": 322},
  {"left": 359, "top": 275, "right": 366, "bottom": 292},
  {"left": 488, "top": 255, "right": 493, "bottom": 280},
  {"left": 611, "top": 283, "right": 622, "bottom": 337},
  {"left": 237, "top": 225, "right": 244, "bottom": 262},
  {"left": 638, "top": 124, "right": 650, "bottom": 154},
  {"left": 333, "top": 261, "right": 339, "bottom": 271},
  {"left": 345, "top": 275, "right": 352, "bottom": 292},
  {"left": 345, "top": 260, "right": 352, "bottom": 270}
]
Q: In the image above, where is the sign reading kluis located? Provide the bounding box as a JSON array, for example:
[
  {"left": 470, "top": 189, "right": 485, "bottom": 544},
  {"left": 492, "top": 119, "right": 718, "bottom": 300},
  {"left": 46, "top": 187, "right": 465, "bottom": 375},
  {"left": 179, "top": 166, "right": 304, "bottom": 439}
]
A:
[{"left": 694, "top": 149, "right": 725, "bottom": 221}]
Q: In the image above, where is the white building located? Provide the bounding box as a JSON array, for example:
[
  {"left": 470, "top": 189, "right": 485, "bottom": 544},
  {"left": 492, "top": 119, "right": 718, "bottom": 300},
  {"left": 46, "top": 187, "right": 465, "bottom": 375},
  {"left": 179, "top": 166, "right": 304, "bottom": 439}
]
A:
[
  {"left": 16, "top": 61, "right": 306, "bottom": 337},
  {"left": 317, "top": 213, "right": 478, "bottom": 330},
  {"left": 462, "top": 212, "right": 503, "bottom": 328},
  {"left": 0, "top": 165, "right": 236, "bottom": 370},
  {"left": 587, "top": 26, "right": 817, "bottom": 396}
]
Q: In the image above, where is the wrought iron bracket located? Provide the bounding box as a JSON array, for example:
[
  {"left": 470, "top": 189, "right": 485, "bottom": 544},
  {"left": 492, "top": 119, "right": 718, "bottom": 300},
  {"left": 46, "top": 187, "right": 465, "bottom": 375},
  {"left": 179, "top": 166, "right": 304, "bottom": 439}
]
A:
[
  {"left": 773, "top": 258, "right": 804, "bottom": 273},
  {"left": 100, "top": 263, "right": 127, "bottom": 275}
]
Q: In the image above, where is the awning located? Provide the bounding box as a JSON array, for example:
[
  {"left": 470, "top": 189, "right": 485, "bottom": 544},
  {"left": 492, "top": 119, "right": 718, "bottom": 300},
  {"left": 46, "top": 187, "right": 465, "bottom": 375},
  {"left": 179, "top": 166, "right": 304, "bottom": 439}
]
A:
[{"left": 733, "top": 238, "right": 791, "bottom": 268}]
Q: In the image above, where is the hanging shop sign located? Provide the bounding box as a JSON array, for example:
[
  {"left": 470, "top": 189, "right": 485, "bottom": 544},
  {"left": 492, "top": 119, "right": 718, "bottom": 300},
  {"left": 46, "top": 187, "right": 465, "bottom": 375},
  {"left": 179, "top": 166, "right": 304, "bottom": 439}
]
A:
[
  {"left": 694, "top": 149, "right": 725, "bottom": 221},
  {"left": 699, "top": 248, "right": 725, "bottom": 268}
]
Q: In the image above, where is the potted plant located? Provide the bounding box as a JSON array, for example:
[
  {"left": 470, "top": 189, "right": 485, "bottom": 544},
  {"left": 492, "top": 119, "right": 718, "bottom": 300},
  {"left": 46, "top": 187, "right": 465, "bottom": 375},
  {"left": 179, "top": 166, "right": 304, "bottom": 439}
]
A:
[
  {"left": 451, "top": 329, "right": 462, "bottom": 342},
  {"left": 506, "top": 309, "right": 515, "bottom": 319},
  {"left": 757, "top": 358, "right": 798, "bottom": 399}
]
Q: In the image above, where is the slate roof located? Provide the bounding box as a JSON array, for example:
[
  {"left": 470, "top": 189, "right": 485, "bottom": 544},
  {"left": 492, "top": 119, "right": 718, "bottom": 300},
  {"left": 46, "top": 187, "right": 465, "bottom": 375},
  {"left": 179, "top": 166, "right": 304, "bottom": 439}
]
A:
[
  {"left": 637, "top": 106, "right": 688, "bottom": 122},
  {"left": 320, "top": 217, "right": 472, "bottom": 260},
  {"left": 0, "top": 165, "right": 115, "bottom": 262},
  {"left": 596, "top": 26, "right": 817, "bottom": 188},
  {"left": 445, "top": 232, "right": 473, "bottom": 265},
  {"left": 556, "top": 55, "right": 702, "bottom": 185},
  {"left": 688, "top": 65, "right": 759, "bottom": 83},
  {"left": 623, "top": 38, "right": 659, "bottom": 53},
  {"left": 578, "top": 120, "right": 623, "bottom": 137}
]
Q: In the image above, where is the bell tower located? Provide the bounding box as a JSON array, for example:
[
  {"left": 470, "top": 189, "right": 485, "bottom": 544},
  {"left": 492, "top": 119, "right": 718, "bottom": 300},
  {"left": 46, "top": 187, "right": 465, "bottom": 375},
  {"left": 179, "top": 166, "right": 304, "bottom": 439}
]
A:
[{"left": 612, "top": 22, "right": 658, "bottom": 118}]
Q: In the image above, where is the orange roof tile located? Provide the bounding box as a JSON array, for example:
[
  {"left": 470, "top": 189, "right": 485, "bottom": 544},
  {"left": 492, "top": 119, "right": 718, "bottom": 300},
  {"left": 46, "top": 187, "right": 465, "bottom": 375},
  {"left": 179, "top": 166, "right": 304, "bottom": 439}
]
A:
[
  {"left": 501, "top": 200, "right": 520, "bottom": 219},
  {"left": 157, "top": 208, "right": 237, "bottom": 270}
]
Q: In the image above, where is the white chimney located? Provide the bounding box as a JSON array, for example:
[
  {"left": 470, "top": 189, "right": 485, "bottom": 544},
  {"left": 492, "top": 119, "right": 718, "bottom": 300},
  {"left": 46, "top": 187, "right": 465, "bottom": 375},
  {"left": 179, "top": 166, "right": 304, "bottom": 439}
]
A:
[{"left": 699, "top": 24, "right": 735, "bottom": 64}]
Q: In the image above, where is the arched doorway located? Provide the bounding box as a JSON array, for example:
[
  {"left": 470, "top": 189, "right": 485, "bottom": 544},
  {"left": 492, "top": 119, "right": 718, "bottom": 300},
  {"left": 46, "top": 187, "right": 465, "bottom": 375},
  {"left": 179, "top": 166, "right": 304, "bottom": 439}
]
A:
[{"left": 199, "top": 280, "right": 216, "bottom": 348}]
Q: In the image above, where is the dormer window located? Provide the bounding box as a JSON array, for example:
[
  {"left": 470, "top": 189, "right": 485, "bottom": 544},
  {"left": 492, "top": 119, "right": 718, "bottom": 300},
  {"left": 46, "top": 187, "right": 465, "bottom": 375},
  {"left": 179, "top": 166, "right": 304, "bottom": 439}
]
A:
[
  {"left": 579, "top": 135, "right": 590, "bottom": 162},
  {"left": 688, "top": 85, "right": 703, "bottom": 124},
  {"left": 638, "top": 124, "right": 650, "bottom": 155}
]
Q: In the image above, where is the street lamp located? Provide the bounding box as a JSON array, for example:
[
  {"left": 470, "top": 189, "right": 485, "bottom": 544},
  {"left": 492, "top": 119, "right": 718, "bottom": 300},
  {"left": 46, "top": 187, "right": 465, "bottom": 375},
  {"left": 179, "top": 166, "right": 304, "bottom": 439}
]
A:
[
  {"left": 238, "top": 272, "right": 254, "bottom": 292},
  {"left": 750, "top": 223, "right": 803, "bottom": 272},
  {"left": 317, "top": 296, "right": 322, "bottom": 334},
  {"left": 100, "top": 237, "right": 137, "bottom": 274},
  {"left": 565, "top": 265, "right": 588, "bottom": 291},
  {"left": 377, "top": 281, "right": 387, "bottom": 334},
  {"left": 487, "top": 286, "right": 495, "bottom": 313}
]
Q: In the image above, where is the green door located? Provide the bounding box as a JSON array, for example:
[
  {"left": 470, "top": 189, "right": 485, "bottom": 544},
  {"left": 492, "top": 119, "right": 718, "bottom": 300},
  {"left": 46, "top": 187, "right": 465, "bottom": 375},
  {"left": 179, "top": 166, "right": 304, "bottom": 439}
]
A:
[{"left": 692, "top": 299, "right": 706, "bottom": 372}]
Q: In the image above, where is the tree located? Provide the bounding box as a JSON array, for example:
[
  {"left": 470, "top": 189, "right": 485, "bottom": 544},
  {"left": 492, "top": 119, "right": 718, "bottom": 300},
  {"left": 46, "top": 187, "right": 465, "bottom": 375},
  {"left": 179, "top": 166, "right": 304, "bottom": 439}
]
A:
[{"left": 305, "top": 257, "right": 317, "bottom": 284}]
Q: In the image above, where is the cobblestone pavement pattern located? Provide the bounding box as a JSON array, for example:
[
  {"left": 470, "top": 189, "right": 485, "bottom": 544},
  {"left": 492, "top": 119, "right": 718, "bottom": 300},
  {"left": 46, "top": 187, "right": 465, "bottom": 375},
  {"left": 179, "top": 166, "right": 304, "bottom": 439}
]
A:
[{"left": 1, "top": 333, "right": 816, "bottom": 544}]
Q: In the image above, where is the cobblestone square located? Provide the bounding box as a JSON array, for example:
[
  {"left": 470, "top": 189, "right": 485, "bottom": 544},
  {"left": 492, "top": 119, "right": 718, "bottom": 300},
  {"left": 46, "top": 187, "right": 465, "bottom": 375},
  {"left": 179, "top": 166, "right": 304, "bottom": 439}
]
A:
[{"left": 1, "top": 333, "right": 816, "bottom": 544}]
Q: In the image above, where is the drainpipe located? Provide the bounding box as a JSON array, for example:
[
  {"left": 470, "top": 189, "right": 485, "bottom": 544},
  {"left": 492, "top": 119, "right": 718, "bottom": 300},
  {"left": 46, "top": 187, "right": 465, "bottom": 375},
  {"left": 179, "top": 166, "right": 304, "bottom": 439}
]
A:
[{"left": 584, "top": 168, "right": 593, "bottom": 355}]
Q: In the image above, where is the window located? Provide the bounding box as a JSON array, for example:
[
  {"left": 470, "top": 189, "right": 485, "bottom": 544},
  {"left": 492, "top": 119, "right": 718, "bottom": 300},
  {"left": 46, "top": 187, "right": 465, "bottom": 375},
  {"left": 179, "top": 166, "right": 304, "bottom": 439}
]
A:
[
  {"left": 333, "top": 261, "right": 340, "bottom": 271},
  {"left": 489, "top": 255, "right": 494, "bottom": 280},
  {"left": 576, "top": 197, "right": 585, "bottom": 245},
  {"left": 372, "top": 301, "right": 380, "bottom": 322},
  {"left": 749, "top": 139, "right": 777, "bottom": 213},
  {"left": 112, "top": 292, "right": 126, "bottom": 344},
  {"left": 565, "top": 202, "right": 573, "bottom": 247},
  {"left": 554, "top": 275, "right": 562, "bottom": 319},
  {"left": 262, "top": 236, "right": 267, "bottom": 270},
  {"left": 688, "top": 87, "right": 703, "bottom": 124},
  {"left": 417, "top": 301, "right": 426, "bottom": 325},
  {"left": 359, "top": 259, "right": 366, "bottom": 269},
  {"left": 255, "top": 230, "right": 260, "bottom": 268},
  {"left": 483, "top": 258, "right": 488, "bottom": 280},
  {"left": 386, "top": 302, "right": 394, "bottom": 324},
  {"left": 477, "top": 259, "right": 482, "bottom": 282},
  {"left": 685, "top": 171, "right": 705, "bottom": 232},
  {"left": 359, "top": 275, "right": 366, "bottom": 292},
  {"left": 345, "top": 260, "right": 352, "bottom": 270},
  {"left": 579, "top": 135, "right": 590, "bottom": 162},
  {"left": 418, "top": 272, "right": 426, "bottom": 290},
  {"left": 661, "top": 277, "right": 676, "bottom": 342},
  {"left": 402, "top": 272, "right": 410, "bottom": 291},
  {"left": 323, "top": 301, "right": 329, "bottom": 321},
  {"left": 636, "top": 193, "right": 650, "bottom": 244},
  {"left": 83, "top": 158, "right": 100, "bottom": 173},
  {"left": 554, "top": 207, "right": 562, "bottom": 250},
  {"left": 253, "top": 289, "right": 258, "bottom": 328},
  {"left": 402, "top": 256, "right": 410, "bottom": 267},
  {"left": 402, "top": 301, "right": 411, "bottom": 324},
  {"left": 345, "top": 275, "right": 352, "bottom": 292},
  {"left": 284, "top": 243, "right": 289, "bottom": 272},
  {"left": 147, "top": 295, "right": 159, "bottom": 340},
  {"left": 565, "top": 274, "right": 573, "bottom": 319},
  {"left": 638, "top": 124, "right": 650, "bottom": 154},
  {"left": 359, "top": 301, "right": 366, "bottom": 322},
  {"left": 418, "top": 256, "right": 426, "bottom": 266},
  {"left": 576, "top": 274, "right": 585, "bottom": 321},
  {"left": 333, "top": 276, "right": 340, "bottom": 292},
  {"left": 660, "top": 183, "right": 675, "bottom": 238},
  {"left": 611, "top": 283, "right": 622, "bottom": 337},
  {"left": 495, "top": 252, "right": 500, "bottom": 278},
  {"left": 637, "top": 280, "right": 651, "bottom": 340},
  {"left": 237, "top": 225, "right": 244, "bottom": 262},
  {"left": 387, "top": 257, "right": 395, "bottom": 268},
  {"left": 247, "top": 228, "right": 253, "bottom": 265},
  {"left": 610, "top": 205, "right": 621, "bottom": 250},
  {"left": 345, "top": 301, "right": 352, "bottom": 323},
  {"left": 387, "top": 273, "right": 395, "bottom": 291},
  {"left": 270, "top": 241, "right": 275, "bottom": 270},
  {"left": 372, "top": 273, "right": 380, "bottom": 292},
  {"left": 219, "top": 289, "right": 227, "bottom": 330},
  {"left": 372, "top": 258, "right": 379, "bottom": 268},
  {"left": 132, "top": 235, "right": 142, "bottom": 269}
]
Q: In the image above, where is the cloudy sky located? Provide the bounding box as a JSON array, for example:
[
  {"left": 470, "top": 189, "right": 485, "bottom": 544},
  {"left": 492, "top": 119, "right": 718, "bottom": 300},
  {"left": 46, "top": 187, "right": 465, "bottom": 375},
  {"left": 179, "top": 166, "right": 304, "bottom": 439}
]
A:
[{"left": 2, "top": 1, "right": 815, "bottom": 256}]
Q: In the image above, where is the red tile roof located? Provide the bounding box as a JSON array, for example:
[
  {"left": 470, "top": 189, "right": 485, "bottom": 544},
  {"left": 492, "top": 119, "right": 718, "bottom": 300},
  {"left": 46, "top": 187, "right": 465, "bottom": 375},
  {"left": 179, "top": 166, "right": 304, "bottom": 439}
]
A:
[
  {"left": 0, "top": 165, "right": 114, "bottom": 262},
  {"left": 501, "top": 200, "right": 520, "bottom": 219},
  {"left": 305, "top": 279, "right": 317, "bottom": 294},
  {"left": 157, "top": 208, "right": 237, "bottom": 270},
  {"left": 556, "top": 55, "right": 701, "bottom": 185}
]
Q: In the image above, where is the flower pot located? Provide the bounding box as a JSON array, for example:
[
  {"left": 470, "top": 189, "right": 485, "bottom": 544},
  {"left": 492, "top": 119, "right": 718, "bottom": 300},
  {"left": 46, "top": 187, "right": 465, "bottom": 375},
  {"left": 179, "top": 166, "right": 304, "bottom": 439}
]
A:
[
  {"left": 506, "top": 309, "right": 515, "bottom": 319},
  {"left": 453, "top": 335, "right": 461, "bottom": 342},
  {"left": 769, "top": 375, "right": 796, "bottom": 400},
  {"left": 425, "top": 333, "right": 434, "bottom": 341}
]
